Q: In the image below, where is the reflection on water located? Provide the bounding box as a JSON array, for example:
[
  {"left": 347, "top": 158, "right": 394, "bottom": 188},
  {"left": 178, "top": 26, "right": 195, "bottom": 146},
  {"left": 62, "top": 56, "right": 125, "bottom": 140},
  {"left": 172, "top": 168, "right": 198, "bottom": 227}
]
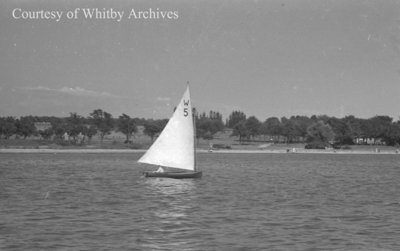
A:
[
  {"left": 145, "top": 177, "right": 196, "bottom": 196},
  {"left": 146, "top": 178, "right": 195, "bottom": 219},
  {"left": 139, "top": 178, "right": 199, "bottom": 250}
]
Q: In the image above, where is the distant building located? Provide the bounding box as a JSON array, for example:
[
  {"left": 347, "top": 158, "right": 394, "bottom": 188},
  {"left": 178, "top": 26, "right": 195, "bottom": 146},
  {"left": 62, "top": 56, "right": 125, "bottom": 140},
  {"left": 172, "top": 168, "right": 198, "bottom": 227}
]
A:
[
  {"left": 63, "top": 132, "right": 69, "bottom": 141},
  {"left": 34, "top": 122, "right": 52, "bottom": 132},
  {"left": 354, "top": 137, "right": 384, "bottom": 145}
]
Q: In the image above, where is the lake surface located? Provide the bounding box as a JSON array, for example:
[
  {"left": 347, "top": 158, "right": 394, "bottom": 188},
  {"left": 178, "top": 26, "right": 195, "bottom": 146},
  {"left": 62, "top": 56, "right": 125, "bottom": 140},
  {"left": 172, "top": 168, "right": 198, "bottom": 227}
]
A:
[{"left": 1, "top": 152, "right": 400, "bottom": 250}]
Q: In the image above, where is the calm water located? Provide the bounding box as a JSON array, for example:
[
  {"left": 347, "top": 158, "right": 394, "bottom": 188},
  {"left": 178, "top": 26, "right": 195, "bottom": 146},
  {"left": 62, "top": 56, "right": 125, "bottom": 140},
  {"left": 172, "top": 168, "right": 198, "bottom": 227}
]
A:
[{"left": 1, "top": 152, "right": 400, "bottom": 250}]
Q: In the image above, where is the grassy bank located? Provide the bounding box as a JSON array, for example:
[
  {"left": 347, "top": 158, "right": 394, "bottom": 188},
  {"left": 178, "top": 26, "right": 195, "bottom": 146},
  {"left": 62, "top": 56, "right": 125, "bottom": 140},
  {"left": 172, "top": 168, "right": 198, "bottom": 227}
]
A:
[
  {"left": 1, "top": 138, "right": 399, "bottom": 155},
  {"left": 1, "top": 130, "right": 399, "bottom": 154}
]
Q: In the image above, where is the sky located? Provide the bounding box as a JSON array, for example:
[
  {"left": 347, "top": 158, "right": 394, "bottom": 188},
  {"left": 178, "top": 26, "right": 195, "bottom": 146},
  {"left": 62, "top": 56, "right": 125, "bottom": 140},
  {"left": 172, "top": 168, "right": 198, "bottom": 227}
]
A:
[{"left": 1, "top": 0, "right": 400, "bottom": 121}]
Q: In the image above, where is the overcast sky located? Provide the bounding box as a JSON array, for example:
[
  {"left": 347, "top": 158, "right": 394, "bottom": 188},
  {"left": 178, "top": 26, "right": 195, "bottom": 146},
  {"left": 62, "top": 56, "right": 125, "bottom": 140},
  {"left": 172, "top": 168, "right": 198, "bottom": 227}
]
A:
[{"left": 1, "top": 0, "right": 399, "bottom": 120}]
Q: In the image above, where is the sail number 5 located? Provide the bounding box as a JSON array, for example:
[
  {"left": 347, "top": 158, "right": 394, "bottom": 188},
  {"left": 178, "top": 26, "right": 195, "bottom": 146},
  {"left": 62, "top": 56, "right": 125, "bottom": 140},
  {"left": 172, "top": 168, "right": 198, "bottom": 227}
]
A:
[{"left": 183, "top": 99, "right": 189, "bottom": 117}]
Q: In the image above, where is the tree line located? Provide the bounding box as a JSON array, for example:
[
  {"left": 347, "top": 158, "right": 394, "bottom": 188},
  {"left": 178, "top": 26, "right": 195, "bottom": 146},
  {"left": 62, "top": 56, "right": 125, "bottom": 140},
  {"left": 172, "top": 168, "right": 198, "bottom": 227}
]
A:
[
  {"left": 0, "top": 109, "right": 158, "bottom": 145},
  {"left": 1, "top": 109, "right": 400, "bottom": 148},
  {"left": 226, "top": 111, "right": 400, "bottom": 148}
]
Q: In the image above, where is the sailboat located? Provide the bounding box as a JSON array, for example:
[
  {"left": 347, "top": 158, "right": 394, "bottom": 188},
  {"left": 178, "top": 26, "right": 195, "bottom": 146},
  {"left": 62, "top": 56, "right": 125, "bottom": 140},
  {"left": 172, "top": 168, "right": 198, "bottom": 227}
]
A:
[{"left": 139, "top": 84, "right": 202, "bottom": 179}]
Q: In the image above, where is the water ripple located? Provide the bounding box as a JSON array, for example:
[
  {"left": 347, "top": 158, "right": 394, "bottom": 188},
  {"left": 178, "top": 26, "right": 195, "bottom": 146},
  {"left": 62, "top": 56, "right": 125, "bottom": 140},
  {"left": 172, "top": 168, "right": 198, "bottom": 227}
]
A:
[{"left": 1, "top": 153, "right": 400, "bottom": 250}]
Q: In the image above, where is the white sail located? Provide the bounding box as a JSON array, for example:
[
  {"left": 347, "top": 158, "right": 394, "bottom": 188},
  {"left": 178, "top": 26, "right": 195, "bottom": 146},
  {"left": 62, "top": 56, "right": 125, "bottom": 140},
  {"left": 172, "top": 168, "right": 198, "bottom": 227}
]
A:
[{"left": 138, "top": 86, "right": 195, "bottom": 171}]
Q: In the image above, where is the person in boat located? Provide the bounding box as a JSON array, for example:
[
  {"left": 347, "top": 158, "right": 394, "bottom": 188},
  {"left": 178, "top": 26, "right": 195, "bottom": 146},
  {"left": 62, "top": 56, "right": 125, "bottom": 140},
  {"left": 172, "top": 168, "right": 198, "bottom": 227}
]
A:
[{"left": 156, "top": 166, "right": 165, "bottom": 173}]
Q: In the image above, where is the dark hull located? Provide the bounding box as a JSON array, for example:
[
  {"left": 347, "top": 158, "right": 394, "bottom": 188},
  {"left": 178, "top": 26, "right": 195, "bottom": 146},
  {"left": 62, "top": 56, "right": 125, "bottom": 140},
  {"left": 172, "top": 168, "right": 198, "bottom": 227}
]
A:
[{"left": 144, "top": 171, "right": 202, "bottom": 179}]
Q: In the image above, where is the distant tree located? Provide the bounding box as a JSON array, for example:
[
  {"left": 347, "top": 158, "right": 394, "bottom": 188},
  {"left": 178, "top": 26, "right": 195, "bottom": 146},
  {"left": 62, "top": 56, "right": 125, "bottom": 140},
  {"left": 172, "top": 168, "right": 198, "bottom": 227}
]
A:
[
  {"left": 158, "top": 119, "right": 169, "bottom": 130},
  {"left": 196, "top": 119, "right": 211, "bottom": 140},
  {"left": 326, "top": 117, "right": 354, "bottom": 145},
  {"left": 291, "top": 116, "right": 311, "bottom": 142},
  {"left": 0, "top": 117, "right": 17, "bottom": 139},
  {"left": 197, "top": 118, "right": 224, "bottom": 136},
  {"left": 232, "top": 120, "right": 249, "bottom": 143},
  {"left": 15, "top": 116, "right": 36, "bottom": 139},
  {"left": 117, "top": 114, "right": 137, "bottom": 143},
  {"left": 281, "top": 117, "right": 296, "bottom": 143},
  {"left": 202, "top": 131, "right": 214, "bottom": 141},
  {"left": 52, "top": 121, "right": 67, "bottom": 140},
  {"left": 226, "top": 111, "right": 246, "bottom": 128},
  {"left": 89, "top": 109, "right": 114, "bottom": 144},
  {"left": 368, "top": 116, "right": 392, "bottom": 139},
  {"left": 143, "top": 120, "right": 164, "bottom": 142},
  {"left": 66, "top": 113, "right": 87, "bottom": 144},
  {"left": 260, "top": 117, "right": 281, "bottom": 141},
  {"left": 208, "top": 110, "right": 223, "bottom": 123},
  {"left": 195, "top": 128, "right": 206, "bottom": 142},
  {"left": 258, "top": 123, "right": 269, "bottom": 141},
  {"left": 310, "top": 115, "right": 318, "bottom": 122},
  {"left": 194, "top": 109, "right": 224, "bottom": 142},
  {"left": 306, "top": 120, "right": 335, "bottom": 146},
  {"left": 343, "top": 115, "right": 362, "bottom": 140},
  {"left": 383, "top": 122, "right": 400, "bottom": 146},
  {"left": 39, "top": 128, "right": 54, "bottom": 140},
  {"left": 353, "top": 116, "right": 393, "bottom": 144},
  {"left": 82, "top": 125, "right": 97, "bottom": 144},
  {"left": 245, "top": 116, "right": 261, "bottom": 139}
]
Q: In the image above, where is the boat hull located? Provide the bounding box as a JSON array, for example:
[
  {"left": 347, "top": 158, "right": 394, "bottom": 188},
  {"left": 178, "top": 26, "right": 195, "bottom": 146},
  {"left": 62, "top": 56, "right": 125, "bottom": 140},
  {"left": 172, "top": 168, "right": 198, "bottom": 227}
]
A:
[{"left": 144, "top": 171, "right": 202, "bottom": 179}]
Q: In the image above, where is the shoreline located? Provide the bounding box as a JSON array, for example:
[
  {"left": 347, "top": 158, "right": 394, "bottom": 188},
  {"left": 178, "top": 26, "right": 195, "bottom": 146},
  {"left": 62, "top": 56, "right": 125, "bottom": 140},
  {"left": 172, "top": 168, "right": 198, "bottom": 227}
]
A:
[{"left": 0, "top": 148, "right": 399, "bottom": 154}]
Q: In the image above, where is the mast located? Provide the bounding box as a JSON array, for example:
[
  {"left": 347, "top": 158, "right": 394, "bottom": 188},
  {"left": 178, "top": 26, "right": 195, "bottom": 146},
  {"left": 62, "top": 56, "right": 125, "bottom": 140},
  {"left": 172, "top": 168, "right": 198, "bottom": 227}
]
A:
[
  {"left": 193, "top": 105, "right": 198, "bottom": 171},
  {"left": 189, "top": 81, "right": 198, "bottom": 172}
]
